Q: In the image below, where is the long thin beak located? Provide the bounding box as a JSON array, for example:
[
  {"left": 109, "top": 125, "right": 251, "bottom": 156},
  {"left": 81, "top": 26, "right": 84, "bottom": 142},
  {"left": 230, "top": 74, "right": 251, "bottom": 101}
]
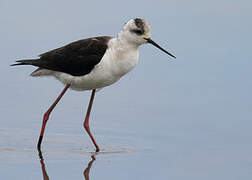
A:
[{"left": 144, "top": 38, "right": 176, "bottom": 59}]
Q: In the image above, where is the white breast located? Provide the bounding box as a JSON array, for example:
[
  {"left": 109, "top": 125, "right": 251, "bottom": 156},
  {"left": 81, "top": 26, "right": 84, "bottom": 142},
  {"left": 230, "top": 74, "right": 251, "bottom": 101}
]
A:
[{"left": 54, "top": 38, "right": 139, "bottom": 91}]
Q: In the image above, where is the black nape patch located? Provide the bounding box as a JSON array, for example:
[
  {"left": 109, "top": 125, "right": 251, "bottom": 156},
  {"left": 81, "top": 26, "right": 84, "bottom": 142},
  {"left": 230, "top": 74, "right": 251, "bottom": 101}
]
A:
[{"left": 133, "top": 18, "right": 145, "bottom": 35}]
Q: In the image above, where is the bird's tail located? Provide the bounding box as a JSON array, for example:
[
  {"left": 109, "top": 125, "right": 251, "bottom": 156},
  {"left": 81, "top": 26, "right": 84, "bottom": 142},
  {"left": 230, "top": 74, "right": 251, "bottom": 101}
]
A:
[{"left": 11, "top": 59, "right": 40, "bottom": 66}]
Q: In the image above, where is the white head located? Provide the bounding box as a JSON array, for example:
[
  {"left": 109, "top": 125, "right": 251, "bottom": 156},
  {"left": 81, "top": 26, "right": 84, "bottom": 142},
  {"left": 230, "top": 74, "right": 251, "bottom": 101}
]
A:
[
  {"left": 119, "top": 18, "right": 151, "bottom": 45},
  {"left": 119, "top": 18, "right": 176, "bottom": 58}
]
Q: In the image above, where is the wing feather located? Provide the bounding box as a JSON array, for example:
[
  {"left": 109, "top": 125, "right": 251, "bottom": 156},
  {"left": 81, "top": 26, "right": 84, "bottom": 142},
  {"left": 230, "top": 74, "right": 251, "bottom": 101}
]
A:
[{"left": 36, "top": 36, "right": 112, "bottom": 76}]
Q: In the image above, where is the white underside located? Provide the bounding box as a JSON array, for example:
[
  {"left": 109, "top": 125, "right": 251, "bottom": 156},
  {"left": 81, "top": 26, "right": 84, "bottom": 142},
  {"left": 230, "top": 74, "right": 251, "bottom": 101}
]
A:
[{"left": 31, "top": 38, "right": 140, "bottom": 91}]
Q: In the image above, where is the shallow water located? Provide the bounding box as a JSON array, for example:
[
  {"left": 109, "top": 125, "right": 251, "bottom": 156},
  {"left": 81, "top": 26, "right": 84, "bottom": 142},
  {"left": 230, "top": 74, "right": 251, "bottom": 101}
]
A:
[
  {"left": 1, "top": 118, "right": 252, "bottom": 180},
  {"left": 0, "top": 128, "right": 158, "bottom": 179}
]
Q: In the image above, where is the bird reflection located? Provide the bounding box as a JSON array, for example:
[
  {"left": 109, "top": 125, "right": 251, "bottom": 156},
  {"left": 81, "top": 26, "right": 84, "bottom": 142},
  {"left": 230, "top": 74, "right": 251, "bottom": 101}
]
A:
[
  {"left": 38, "top": 150, "right": 49, "bottom": 180},
  {"left": 83, "top": 155, "right": 96, "bottom": 180},
  {"left": 37, "top": 149, "right": 96, "bottom": 180}
]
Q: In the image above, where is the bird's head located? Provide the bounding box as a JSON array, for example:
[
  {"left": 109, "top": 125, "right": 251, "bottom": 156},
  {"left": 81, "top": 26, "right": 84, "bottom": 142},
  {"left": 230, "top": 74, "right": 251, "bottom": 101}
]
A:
[{"left": 119, "top": 18, "right": 176, "bottom": 58}]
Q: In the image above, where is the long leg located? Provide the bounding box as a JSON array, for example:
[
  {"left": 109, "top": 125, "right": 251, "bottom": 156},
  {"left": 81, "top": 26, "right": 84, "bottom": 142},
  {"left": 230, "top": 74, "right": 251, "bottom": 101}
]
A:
[
  {"left": 37, "top": 84, "right": 70, "bottom": 150},
  {"left": 83, "top": 89, "right": 100, "bottom": 152}
]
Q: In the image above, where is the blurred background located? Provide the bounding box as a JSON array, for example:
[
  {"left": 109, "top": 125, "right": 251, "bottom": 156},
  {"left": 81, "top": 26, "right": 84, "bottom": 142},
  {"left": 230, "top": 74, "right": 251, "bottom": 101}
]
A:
[{"left": 1, "top": 0, "right": 251, "bottom": 179}]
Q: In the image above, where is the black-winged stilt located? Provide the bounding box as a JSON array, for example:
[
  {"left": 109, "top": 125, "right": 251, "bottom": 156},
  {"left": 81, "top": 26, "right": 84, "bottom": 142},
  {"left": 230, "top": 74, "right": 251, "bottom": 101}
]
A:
[{"left": 12, "top": 18, "right": 176, "bottom": 152}]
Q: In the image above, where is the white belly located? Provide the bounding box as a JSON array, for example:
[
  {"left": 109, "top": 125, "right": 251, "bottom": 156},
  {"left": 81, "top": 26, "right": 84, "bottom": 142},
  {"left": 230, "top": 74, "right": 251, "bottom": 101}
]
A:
[{"left": 53, "top": 46, "right": 139, "bottom": 91}]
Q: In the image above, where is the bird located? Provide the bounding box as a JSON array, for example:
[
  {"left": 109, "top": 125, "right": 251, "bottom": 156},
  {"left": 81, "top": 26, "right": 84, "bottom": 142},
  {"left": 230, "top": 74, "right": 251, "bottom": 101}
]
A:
[{"left": 11, "top": 18, "right": 176, "bottom": 152}]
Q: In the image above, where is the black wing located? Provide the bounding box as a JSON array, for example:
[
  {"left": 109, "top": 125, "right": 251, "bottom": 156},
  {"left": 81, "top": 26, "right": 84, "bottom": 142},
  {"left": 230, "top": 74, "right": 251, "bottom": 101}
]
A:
[{"left": 13, "top": 36, "right": 112, "bottom": 76}]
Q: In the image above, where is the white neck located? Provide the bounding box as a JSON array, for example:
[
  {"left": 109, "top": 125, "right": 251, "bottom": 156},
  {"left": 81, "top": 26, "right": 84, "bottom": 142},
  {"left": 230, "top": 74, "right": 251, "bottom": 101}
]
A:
[
  {"left": 116, "top": 30, "right": 141, "bottom": 50},
  {"left": 104, "top": 31, "right": 140, "bottom": 78}
]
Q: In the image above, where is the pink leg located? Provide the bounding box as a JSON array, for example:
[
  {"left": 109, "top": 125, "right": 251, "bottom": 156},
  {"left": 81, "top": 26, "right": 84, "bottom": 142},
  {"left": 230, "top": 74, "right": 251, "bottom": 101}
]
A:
[
  {"left": 83, "top": 89, "right": 100, "bottom": 152},
  {"left": 37, "top": 84, "right": 70, "bottom": 150}
]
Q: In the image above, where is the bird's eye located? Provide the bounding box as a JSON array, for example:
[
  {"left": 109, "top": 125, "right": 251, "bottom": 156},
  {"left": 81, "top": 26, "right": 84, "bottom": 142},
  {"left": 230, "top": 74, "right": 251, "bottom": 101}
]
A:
[{"left": 131, "top": 29, "right": 144, "bottom": 35}]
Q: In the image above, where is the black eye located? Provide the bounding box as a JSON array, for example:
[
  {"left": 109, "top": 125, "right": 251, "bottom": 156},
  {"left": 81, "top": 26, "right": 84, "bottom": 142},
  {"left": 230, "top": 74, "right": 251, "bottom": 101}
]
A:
[{"left": 131, "top": 29, "right": 144, "bottom": 35}]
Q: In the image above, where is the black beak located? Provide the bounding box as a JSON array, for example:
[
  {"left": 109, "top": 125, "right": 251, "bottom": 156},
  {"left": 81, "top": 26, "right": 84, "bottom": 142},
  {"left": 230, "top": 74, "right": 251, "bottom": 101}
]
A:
[{"left": 144, "top": 38, "right": 176, "bottom": 59}]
